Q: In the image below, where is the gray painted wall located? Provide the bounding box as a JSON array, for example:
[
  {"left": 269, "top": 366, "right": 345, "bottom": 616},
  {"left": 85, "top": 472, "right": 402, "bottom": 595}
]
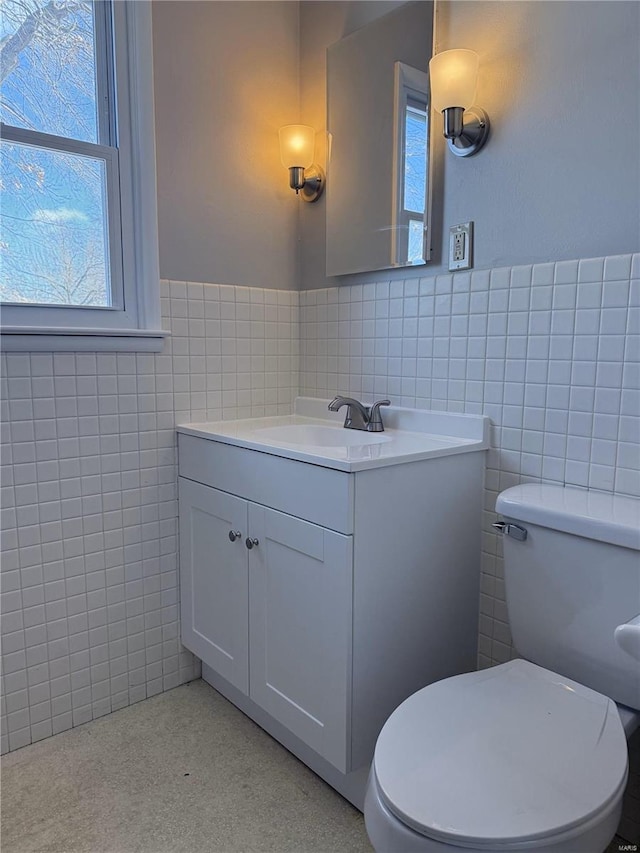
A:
[
  {"left": 153, "top": 1, "right": 300, "bottom": 290},
  {"left": 300, "top": 0, "right": 640, "bottom": 289}
]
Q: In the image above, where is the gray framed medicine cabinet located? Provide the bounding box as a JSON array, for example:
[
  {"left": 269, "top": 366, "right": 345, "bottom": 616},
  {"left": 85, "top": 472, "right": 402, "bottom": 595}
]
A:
[{"left": 326, "top": 1, "right": 434, "bottom": 277}]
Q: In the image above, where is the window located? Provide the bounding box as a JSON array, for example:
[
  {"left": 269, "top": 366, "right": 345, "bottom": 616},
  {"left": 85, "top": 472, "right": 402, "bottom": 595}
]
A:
[
  {"left": 0, "top": 0, "right": 166, "bottom": 351},
  {"left": 391, "top": 62, "right": 431, "bottom": 268},
  {"left": 403, "top": 100, "right": 428, "bottom": 265}
]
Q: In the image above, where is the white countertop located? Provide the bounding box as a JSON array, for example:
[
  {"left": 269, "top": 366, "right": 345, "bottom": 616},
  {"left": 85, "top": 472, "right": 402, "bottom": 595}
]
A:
[{"left": 177, "top": 398, "right": 490, "bottom": 472}]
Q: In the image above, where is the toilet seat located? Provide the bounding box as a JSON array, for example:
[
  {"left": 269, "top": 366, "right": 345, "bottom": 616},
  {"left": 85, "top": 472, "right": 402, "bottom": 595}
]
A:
[{"left": 373, "top": 660, "right": 628, "bottom": 849}]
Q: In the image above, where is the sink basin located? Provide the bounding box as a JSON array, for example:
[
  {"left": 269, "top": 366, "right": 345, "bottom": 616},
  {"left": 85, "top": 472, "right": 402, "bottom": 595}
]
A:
[{"left": 252, "top": 424, "right": 391, "bottom": 448}]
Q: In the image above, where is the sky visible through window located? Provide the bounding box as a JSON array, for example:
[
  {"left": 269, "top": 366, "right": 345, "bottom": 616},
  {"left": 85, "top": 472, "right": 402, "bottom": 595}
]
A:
[
  {"left": 404, "top": 106, "right": 427, "bottom": 215},
  {"left": 0, "top": 0, "right": 111, "bottom": 307},
  {"left": 404, "top": 104, "right": 427, "bottom": 264}
]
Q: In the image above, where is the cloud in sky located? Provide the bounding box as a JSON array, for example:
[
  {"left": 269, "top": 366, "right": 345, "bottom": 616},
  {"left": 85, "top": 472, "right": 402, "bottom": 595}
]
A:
[{"left": 32, "top": 207, "right": 89, "bottom": 224}]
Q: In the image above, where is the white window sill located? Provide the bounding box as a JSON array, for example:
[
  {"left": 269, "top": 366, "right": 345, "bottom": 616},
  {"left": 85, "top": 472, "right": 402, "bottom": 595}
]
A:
[{"left": 0, "top": 326, "right": 171, "bottom": 352}]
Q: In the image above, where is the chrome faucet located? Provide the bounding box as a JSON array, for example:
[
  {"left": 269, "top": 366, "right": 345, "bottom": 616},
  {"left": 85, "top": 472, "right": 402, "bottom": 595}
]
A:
[{"left": 328, "top": 396, "right": 391, "bottom": 432}]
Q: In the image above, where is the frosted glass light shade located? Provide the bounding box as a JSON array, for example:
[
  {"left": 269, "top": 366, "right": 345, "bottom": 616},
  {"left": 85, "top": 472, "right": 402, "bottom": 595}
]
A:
[
  {"left": 279, "top": 125, "right": 315, "bottom": 169},
  {"left": 429, "top": 49, "right": 479, "bottom": 113}
]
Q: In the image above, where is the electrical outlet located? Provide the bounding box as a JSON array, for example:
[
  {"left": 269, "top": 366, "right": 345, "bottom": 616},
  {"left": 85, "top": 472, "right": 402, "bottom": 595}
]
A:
[{"left": 449, "top": 222, "right": 473, "bottom": 271}]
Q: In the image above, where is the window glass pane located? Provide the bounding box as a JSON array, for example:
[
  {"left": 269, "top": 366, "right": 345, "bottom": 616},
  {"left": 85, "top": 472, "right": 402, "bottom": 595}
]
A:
[
  {"left": 0, "top": 0, "right": 99, "bottom": 143},
  {"left": 404, "top": 104, "right": 427, "bottom": 214},
  {"left": 407, "top": 219, "right": 424, "bottom": 265},
  {"left": 0, "top": 140, "right": 111, "bottom": 306}
]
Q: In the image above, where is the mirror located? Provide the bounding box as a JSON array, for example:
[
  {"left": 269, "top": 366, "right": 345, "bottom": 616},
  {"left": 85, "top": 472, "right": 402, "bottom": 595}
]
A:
[{"left": 326, "top": 1, "right": 434, "bottom": 277}]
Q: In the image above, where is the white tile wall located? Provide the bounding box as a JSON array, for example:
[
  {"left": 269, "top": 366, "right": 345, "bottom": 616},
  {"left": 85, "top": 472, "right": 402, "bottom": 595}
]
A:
[
  {"left": 299, "top": 252, "right": 640, "bottom": 668},
  {"left": 0, "top": 281, "right": 299, "bottom": 754},
  {"left": 2, "top": 254, "right": 638, "bottom": 757}
]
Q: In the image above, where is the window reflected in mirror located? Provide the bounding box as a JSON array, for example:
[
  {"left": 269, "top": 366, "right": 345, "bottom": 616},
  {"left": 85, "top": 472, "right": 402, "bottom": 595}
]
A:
[{"left": 393, "top": 63, "right": 429, "bottom": 267}]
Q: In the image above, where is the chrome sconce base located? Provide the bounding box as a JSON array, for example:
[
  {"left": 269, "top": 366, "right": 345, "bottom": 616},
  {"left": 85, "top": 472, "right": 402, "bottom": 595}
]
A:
[
  {"left": 288, "top": 164, "right": 325, "bottom": 202},
  {"left": 443, "top": 106, "right": 490, "bottom": 158}
]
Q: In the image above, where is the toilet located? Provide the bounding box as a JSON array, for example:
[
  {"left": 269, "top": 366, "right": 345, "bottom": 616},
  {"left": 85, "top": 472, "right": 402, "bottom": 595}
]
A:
[{"left": 365, "top": 483, "right": 640, "bottom": 853}]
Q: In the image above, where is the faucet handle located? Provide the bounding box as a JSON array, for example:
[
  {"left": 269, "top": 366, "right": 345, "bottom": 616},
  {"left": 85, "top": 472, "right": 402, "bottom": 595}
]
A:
[{"left": 368, "top": 399, "right": 391, "bottom": 431}]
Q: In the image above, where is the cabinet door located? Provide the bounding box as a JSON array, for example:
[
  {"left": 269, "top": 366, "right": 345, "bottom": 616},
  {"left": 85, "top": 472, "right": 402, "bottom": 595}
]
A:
[
  {"left": 179, "top": 477, "right": 249, "bottom": 693},
  {"left": 248, "top": 504, "right": 353, "bottom": 772}
]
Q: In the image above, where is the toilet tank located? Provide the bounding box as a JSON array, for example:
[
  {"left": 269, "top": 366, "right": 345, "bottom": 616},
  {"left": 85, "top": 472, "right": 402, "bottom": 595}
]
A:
[{"left": 495, "top": 484, "right": 640, "bottom": 711}]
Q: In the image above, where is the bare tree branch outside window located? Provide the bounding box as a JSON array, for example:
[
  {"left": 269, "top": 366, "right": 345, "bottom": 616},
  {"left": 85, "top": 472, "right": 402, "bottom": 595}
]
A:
[{"left": 1, "top": 0, "right": 112, "bottom": 307}]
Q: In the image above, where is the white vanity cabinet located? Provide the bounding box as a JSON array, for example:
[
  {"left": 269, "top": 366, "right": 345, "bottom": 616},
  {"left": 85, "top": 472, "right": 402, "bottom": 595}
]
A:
[
  {"left": 179, "top": 475, "right": 352, "bottom": 772},
  {"left": 177, "top": 402, "right": 488, "bottom": 809}
]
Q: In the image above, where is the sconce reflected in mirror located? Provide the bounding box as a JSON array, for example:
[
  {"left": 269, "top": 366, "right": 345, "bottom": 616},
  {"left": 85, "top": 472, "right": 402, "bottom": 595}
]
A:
[
  {"left": 279, "top": 125, "right": 325, "bottom": 202},
  {"left": 429, "top": 49, "right": 490, "bottom": 157}
]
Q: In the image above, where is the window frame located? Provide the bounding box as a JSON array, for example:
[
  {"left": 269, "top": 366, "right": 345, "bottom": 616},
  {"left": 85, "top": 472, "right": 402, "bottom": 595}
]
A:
[
  {"left": 400, "top": 98, "right": 429, "bottom": 266},
  {"left": 0, "top": 0, "right": 167, "bottom": 352},
  {"left": 391, "top": 61, "right": 432, "bottom": 268}
]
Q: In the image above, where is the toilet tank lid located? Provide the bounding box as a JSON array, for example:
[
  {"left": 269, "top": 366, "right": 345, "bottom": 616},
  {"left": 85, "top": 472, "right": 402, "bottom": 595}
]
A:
[{"left": 496, "top": 484, "right": 640, "bottom": 550}]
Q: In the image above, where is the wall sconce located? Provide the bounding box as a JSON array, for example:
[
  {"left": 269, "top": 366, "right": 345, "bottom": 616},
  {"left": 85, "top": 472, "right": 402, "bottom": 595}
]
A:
[
  {"left": 279, "top": 125, "right": 325, "bottom": 202},
  {"left": 428, "top": 49, "right": 490, "bottom": 157}
]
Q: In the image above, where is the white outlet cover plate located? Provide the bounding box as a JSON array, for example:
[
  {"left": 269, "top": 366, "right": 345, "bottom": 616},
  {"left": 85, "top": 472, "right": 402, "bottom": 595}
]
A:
[{"left": 449, "top": 222, "right": 473, "bottom": 271}]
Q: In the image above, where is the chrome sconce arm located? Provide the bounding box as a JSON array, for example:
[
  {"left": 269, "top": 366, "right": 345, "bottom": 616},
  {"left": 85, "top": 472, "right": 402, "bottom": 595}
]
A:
[
  {"left": 441, "top": 105, "right": 490, "bottom": 158},
  {"left": 287, "top": 164, "right": 325, "bottom": 202}
]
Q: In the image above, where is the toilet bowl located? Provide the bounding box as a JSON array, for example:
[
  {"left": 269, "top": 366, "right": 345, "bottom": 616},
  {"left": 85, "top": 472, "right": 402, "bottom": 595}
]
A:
[
  {"left": 365, "top": 660, "right": 629, "bottom": 853},
  {"left": 365, "top": 485, "right": 640, "bottom": 853}
]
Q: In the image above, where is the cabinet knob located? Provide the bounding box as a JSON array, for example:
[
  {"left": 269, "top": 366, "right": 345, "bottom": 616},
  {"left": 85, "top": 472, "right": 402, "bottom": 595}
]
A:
[
  {"left": 245, "top": 537, "right": 259, "bottom": 550},
  {"left": 228, "top": 530, "right": 242, "bottom": 542}
]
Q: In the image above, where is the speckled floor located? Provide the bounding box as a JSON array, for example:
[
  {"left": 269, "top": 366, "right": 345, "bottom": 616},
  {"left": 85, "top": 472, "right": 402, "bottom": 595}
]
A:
[
  {"left": 1, "top": 679, "right": 371, "bottom": 853},
  {"left": 1, "top": 679, "right": 635, "bottom": 853}
]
